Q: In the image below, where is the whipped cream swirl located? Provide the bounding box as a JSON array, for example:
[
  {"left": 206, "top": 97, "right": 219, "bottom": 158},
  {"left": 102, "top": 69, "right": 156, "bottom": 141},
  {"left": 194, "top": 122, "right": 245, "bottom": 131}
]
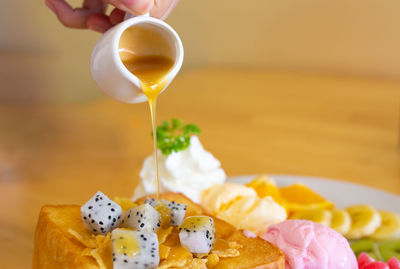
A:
[{"left": 133, "top": 136, "right": 226, "bottom": 203}]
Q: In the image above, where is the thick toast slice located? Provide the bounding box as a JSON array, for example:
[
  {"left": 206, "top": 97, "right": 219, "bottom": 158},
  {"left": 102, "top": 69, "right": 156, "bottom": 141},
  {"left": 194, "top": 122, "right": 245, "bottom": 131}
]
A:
[{"left": 33, "top": 193, "right": 284, "bottom": 269}]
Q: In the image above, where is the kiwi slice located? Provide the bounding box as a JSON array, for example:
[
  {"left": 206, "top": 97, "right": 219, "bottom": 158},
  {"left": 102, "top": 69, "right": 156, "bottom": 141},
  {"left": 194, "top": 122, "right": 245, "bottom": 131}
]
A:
[
  {"left": 351, "top": 239, "right": 381, "bottom": 260},
  {"left": 378, "top": 239, "right": 400, "bottom": 262}
]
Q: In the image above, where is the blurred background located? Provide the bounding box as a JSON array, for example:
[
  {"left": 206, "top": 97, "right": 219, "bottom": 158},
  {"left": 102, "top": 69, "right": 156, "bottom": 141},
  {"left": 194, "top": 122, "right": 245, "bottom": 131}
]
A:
[{"left": 2, "top": 0, "right": 400, "bottom": 103}]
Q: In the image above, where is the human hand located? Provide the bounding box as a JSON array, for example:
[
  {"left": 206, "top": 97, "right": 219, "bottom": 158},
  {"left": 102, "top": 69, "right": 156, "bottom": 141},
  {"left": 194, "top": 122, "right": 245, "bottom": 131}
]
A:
[{"left": 45, "top": 0, "right": 180, "bottom": 33}]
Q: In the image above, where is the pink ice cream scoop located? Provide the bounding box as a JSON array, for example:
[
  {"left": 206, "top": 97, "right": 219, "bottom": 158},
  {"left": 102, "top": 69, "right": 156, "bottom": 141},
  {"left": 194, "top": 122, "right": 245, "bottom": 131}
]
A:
[{"left": 261, "top": 220, "right": 358, "bottom": 269}]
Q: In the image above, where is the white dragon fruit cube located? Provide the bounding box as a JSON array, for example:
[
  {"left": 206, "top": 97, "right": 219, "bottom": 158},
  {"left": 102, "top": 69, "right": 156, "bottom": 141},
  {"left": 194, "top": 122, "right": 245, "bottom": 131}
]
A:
[
  {"left": 122, "top": 204, "right": 161, "bottom": 232},
  {"left": 81, "top": 191, "right": 122, "bottom": 235},
  {"left": 165, "top": 200, "right": 187, "bottom": 226},
  {"left": 145, "top": 198, "right": 172, "bottom": 228},
  {"left": 145, "top": 198, "right": 187, "bottom": 226},
  {"left": 111, "top": 229, "right": 159, "bottom": 269},
  {"left": 179, "top": 216, "right": 216, "bottom": 254},
  {"left": 144, "top": 198, "right": 158, "bottom": 207}
]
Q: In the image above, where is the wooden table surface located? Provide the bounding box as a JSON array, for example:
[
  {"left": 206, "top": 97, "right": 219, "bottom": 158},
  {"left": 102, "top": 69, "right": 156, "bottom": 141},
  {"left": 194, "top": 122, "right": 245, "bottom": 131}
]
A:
[{"left": 0, "top": 68, "right": 399, "bottom": 268}]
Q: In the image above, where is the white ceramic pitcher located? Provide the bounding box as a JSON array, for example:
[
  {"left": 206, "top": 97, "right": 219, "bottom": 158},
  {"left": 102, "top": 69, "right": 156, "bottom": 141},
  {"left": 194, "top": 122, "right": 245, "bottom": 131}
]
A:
[{"left": 90, "top": 13, "right": 184, "bottom": 103}]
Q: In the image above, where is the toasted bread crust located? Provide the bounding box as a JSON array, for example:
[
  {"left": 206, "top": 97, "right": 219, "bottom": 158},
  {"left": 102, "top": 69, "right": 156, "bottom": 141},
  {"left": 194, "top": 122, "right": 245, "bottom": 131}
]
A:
[
  {"left": 218, "top": 231, "right": 285, "bottom": 269},
  {"left": 33, "top": 193, "right": 284, "bottom": 269},
  {"left": 33, "top": 205, "right": 99, "bottom": 269}
]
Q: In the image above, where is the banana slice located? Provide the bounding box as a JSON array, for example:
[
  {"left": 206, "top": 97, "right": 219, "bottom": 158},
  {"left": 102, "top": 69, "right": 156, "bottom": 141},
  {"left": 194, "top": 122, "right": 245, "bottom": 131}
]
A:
[
  {"left": 370, "top": 211, "right": 400, "bottom": 241},
  {"left": 290, "top": 209, "right": 332, "bottom": 227},
  {"left": 346, "top": 205, "right": 381, "bottom": 240},
  {"left": 331, "top": 209, "right": 351, "bottom": 235}
]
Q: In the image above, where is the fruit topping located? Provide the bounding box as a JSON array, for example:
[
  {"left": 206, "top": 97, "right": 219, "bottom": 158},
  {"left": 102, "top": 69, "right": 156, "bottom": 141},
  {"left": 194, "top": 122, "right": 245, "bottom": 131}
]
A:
[
  {"left": 331, "top": 209, "right": 351, "bottom": 235},
  {"left": 164, "top": 200, "right": 187, "bottom": 226},
  {"left": 346, "top": 205, "right": 382, "bottom": 240},
  {"left": 279, "top": 183, "right": 334, "bottom": 214},
  {"left": 351, "top": 238, "right": 400, "bottom": 263},
  {"left": 387, "top": 257, "right": 400, "bottom": 268},
  {"left": 290, "top": 208, "right": 332, "bottom": 226},
  {"left": 378, "top": 239, "right": 400, "bottom": 261},
  {"left": 245, "top": 175, "right": 285, "bottom": 204},
  {"left": 179, "top": 216, "right": 216, "bottom": 254},
  {"left": 371, "top": 211, "right": 400, "bottom": 241},
  {"left": 111, "top": 228, "right": 159, "bottom": 269},
  {"left": 145, "top": 199, "right": 172, "bottom": 228},
  {"left": 81, "top": 191, "right": 122, "bottom": 235},
  {"left": 244, "top": 175, "right": 400, "bottom": 243},
  {"left": 351, "top": 239, "right": 379, "bottom": 260},
  {"left": 121, "top": 204, "right": 161, "bottom": 232},
  {"left": 357, "top": 252, "right": 400, "bottom": 269}
]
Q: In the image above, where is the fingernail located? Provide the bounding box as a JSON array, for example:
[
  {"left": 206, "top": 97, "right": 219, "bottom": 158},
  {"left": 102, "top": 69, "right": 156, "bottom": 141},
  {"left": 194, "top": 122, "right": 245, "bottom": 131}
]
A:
[{"left": 122, "top": 0, "right": 153, "bottom": 14}]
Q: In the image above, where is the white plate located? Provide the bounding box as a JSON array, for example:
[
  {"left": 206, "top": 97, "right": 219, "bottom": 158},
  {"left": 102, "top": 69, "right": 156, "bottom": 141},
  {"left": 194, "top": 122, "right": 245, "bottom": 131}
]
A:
[{"left": 229, "top": 175, "right": 400, "bottom": 214}]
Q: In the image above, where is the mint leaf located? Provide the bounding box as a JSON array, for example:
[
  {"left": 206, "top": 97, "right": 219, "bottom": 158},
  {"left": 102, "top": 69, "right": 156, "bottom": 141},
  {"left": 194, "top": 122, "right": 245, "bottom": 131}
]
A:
[{"left": 154, "top": 118, "right": 201, "bottom": 155}]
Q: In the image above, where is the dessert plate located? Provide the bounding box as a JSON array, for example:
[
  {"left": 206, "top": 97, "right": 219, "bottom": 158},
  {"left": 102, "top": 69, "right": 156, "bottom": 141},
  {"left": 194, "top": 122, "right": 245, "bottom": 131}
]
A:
[{"left": 229, "top": 175, "right": 400, "bottom": 214}]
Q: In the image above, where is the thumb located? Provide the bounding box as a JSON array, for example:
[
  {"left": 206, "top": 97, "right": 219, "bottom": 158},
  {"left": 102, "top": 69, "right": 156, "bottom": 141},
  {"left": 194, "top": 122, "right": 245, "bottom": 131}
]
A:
[
  {"left": 150, "top": 0, "right": 180, "bottom": 20},
  {"left": 106, "top": 0, "right": 154, "bottom": 15}
]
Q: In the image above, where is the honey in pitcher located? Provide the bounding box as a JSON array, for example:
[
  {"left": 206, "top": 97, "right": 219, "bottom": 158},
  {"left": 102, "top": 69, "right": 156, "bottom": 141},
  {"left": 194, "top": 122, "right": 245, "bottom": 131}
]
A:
[{"left": 121, "top": 55, "right": 174, "bottom": 99}]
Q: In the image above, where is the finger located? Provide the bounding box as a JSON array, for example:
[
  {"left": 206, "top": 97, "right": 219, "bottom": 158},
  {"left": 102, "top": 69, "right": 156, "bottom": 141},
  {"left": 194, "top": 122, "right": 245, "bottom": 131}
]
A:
[
  {"left": 45, "top": 0, "right": 57, "bottom": 13},
  {"left": 109, "top": 8, "right": 125, "bottom": 25},
  {"left": 87, "top": 14, "right": 113, "bottom": 33},
  {"left": 83, "top": 0, "right": 108, "bottom": 12},
  {"left": 150, "top": 0, "right": 180, "bottom": 20},
  {"left": 46, "top": 0, "right": 93, "bottom": 28},
  {"left": 105, "top": 0, "right": 154, "bottom": 15}
]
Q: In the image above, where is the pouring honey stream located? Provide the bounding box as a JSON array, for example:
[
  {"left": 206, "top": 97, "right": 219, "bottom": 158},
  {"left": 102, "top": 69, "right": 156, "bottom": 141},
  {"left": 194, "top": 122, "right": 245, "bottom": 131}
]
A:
[{"left": 119, "top": 25, "right": 175, "bottom": 199}]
